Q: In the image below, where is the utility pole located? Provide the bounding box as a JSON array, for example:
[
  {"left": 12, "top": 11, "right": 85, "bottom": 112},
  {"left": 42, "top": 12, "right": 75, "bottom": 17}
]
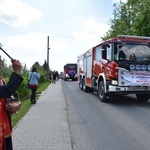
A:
[{"left": 47, "top": 36, "right": 50, "bottom": 81}]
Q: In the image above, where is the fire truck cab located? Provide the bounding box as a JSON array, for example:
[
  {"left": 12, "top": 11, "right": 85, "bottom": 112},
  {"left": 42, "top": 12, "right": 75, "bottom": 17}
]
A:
[
  {"left": 63, "top": 63, "right": 78, "bottom": 81},
  {"left": 77, "top": 35, "right": 150, "bottom": 102}
]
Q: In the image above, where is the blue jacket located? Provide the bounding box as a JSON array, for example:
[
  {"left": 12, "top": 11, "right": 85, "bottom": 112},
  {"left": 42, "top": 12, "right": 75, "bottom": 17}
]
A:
[{"left": 28, "top": 71, "right": 40, "bottom": 85}]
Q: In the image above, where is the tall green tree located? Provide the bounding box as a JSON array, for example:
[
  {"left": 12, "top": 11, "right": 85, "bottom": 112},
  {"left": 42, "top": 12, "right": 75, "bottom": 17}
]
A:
[
  {"left": 131, "top": 0, "right": 150, "bottom": 36},
  {"left": 103, "top": 0, "right": 150, "bottom": 40},
  {"left": 42, "top": 60, "right": 48, "bottom": 71}
]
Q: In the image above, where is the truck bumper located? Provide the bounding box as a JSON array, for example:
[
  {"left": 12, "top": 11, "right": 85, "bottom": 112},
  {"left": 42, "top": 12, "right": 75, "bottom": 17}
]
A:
[
  {"left": 65, "top": 73, "right": 77, "bottom": 80},
  {"left": 108, "top": 85, "right": 150, "bottom": 94}
]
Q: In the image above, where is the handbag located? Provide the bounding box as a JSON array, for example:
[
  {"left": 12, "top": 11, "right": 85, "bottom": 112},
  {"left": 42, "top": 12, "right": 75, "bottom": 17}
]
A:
[
  {"left": 26, "top": 72, "right": 33, "bottom": 88},
  {"left": 26, "top": 83, "right": 30, "bottom": 88},
  {"left": 5, "top": 91, "right": 22, "bottom": 114}
]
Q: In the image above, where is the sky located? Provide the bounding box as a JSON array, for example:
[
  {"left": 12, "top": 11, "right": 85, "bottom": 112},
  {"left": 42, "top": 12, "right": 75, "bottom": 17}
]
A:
[{"left": 0, "top": 0, "right": 127, "bottom": 73}]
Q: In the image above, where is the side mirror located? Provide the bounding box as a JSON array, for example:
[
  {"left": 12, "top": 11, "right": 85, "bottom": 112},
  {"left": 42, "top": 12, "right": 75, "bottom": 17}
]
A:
[
  {"left": 102, "top": 49, "right": 106, "bottom": 59},
  {"left": 106, "top": 44, "right": 110, "bottom": 48},
  {"left": 102, "top": 45, "right": 106, "bottom": 49}
]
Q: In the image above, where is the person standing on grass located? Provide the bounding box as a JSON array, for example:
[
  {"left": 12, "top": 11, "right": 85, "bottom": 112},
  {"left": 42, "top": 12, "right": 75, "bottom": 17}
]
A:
[
  {"left": 28, "top": 67, "right": 40, "bottom": 104},
  {"left": 49, "top": 71, "right": 53, "bottom": 83},
  {"left": 0, "top": 56, "right": 23, "bottom": 150}
]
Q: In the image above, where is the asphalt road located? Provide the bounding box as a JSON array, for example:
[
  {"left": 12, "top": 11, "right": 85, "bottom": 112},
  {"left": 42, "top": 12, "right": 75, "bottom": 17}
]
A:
[{"left": 62, "top": 80, "right": 150, "bottom": 150}]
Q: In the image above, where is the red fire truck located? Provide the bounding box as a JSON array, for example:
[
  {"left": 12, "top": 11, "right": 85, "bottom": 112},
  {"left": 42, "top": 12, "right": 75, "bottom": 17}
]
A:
[
  {"left": 63, "top": 63, "right": 78, "bottom": 81},
  {"left": 77, "top": 35, "right": 150, "bottom": 102}
]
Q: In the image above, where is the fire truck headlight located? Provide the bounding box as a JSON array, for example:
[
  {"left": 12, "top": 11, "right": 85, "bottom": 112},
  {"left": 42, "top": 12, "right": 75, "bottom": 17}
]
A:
[
  {"left": 111, "top": 80, "right": 118, "bottom": 85},
  {"left": 66, "top": 74, "right": 69, "bottom": 77},
  {"left": 136, "top": 64, "right": 141, "bottom": 70},
  {"left": 142, "top": 65, "right": 146, "bottom": 71},
  {"left": 147, "top": 65, "right": 150, "bottom": 71},
  {"left": 130, "top": 64, "right": 135, "bottom": 70}
]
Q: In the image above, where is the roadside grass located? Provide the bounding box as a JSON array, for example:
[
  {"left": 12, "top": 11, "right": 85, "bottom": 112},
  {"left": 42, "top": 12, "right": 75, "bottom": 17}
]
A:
[{"left": 11, "top": 81, "right": 50, "bottom": 128}]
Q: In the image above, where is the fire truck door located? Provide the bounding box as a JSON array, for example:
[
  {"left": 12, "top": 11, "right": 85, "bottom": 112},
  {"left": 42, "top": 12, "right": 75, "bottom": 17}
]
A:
[
  {"left": 83, "top": 57, "right": 86, "bottom": 73},
  {"left": 83, "top": 56, "right": 92, "bottom": 78}
]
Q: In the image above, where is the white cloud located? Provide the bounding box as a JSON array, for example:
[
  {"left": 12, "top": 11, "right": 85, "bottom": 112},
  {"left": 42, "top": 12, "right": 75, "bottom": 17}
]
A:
[
  {"left": 50, "top": 37, "right": 69, "bottom": 53},
  {"left": 6, "top": 33, "right": 47, "bottom": 51},
  {"left": 0, "top": 33, "right": 48, "bottom": 68},
  {"left": 0, "top": 32, "right": 71, "bottom": 71},
  {"left": 0, "top": 0, "right": 43, "bottom": 27},
  {"left": 72, "top": 18, "right": 109, "bottom": 49}
]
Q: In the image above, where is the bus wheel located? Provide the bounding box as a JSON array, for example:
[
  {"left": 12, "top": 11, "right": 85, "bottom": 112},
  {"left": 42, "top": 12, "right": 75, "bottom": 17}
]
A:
[
  {"left": 98, "top": 81, "right": 107, "bottom": 102},
  {"left": 136, "top": 94, "right": 150, "bottom": 102}
]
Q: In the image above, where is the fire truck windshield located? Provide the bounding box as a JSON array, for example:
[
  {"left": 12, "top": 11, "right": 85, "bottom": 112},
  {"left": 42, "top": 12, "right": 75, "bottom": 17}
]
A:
[
  {"left": 66, "top": 64, "right": 77, "bottom": 69},
  {"left": 114, "top": 43, "right": 150, "bottom": 61}
]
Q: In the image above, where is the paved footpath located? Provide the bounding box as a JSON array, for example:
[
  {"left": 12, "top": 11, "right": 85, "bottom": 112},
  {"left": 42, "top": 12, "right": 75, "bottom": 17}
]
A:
[{"left": 12, "top": 80, "right": 72, "bottom": 150}]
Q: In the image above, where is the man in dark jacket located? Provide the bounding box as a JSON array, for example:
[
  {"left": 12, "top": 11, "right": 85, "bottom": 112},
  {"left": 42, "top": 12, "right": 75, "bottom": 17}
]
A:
[
  {"left": 0, "top": 58, "right": 23, "bottom": 97},
  {"left": 0, "top": 57, "right": 23, "bottom": 150},
  {"left": 52, "top": 70, "right": 56, "bottom": 83}
]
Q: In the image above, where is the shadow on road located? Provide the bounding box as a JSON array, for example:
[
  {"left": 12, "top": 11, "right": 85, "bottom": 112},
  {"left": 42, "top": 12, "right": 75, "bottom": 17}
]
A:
[{"left": 106, "top": 94, "right": 150, "bottom": 108}]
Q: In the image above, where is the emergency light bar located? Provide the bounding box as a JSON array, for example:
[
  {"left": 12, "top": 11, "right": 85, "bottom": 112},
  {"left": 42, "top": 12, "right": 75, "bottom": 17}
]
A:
[{"left": 117, "top": 35, "right": 150, "bottom": 40}]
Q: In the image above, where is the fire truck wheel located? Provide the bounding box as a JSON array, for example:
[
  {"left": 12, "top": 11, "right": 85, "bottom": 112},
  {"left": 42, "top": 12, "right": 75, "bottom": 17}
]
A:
[
  {"left": 136, "top": 94, "right": 150, "bottom": 101},
  {"left": 83, "top": 78, "right": 90, "bottom": 92},
  {"left": 98, "top": 81, "right": 108, "bottom": 102},
  {"left": 79, "top": 78, "right": 83, "bottom": 90}
]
